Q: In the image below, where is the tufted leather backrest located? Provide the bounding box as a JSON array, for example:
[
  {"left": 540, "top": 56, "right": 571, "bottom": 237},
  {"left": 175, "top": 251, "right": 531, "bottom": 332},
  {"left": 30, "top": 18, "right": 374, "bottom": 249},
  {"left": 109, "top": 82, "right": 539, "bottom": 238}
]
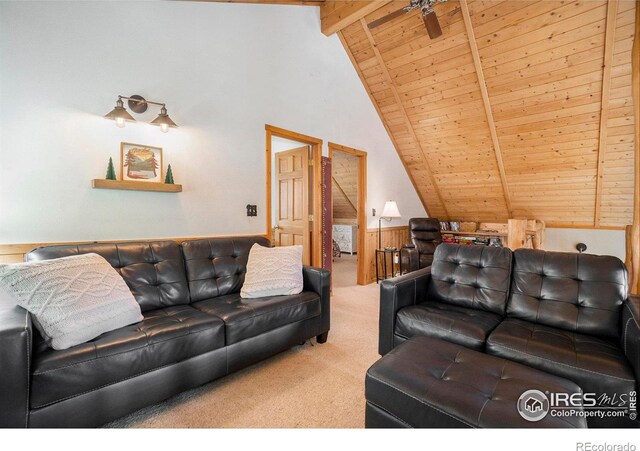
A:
[
  {"left": 508, "top": 249, "right": 628, "bottom": 339},
  {"left": 427, "top": 243, "right": 513, "bottom": 315},
  {"left": 409, "top": 218, "right": 442, "bottom": 257},
  {"left": 26, "top": 241, "right": 190, "bottom": 312},
  {"left": 181, "top": 236, "right": 270, "bottom": 302}
]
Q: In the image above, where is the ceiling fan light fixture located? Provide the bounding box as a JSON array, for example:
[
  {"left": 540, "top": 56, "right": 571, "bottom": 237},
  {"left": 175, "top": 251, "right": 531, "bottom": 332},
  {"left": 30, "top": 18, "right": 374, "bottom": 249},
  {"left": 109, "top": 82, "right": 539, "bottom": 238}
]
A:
[
  {"left": 368, "top": 0, "right": 447, "bottom": 39},
  {"left": 422, "top": 8, "right": 443, "bottom": 39}
]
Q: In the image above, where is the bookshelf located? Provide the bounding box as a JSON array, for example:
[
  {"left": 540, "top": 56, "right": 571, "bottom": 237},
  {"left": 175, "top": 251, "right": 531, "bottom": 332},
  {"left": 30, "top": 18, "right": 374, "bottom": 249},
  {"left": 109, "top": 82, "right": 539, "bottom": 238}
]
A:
[{"left": 441, "top": 219, "right": 545, "bottom": 250}]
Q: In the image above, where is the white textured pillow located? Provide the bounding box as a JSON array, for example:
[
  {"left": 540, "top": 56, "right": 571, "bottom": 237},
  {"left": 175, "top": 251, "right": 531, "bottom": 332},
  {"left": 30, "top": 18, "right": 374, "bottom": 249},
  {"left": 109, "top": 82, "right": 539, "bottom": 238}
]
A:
[
  {"left": 0, "top": 253, "right": 143, "bottom": 350},
  {"left": 240, "top": 244, "right": 303, "bottom": 298}
]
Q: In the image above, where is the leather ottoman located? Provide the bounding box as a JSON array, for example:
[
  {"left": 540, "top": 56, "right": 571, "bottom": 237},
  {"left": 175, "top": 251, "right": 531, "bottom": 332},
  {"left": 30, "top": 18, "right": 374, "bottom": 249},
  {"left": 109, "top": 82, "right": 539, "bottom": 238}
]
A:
[{"left": 365, "top": 336, "right": 587, "bottom": 428}]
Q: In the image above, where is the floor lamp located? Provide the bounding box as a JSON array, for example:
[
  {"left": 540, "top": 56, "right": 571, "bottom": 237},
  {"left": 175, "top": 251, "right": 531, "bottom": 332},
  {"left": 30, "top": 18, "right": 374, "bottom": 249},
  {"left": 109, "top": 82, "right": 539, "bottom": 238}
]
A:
[{"left": 378, "top": 200, "right": 401, "bottom": 249}]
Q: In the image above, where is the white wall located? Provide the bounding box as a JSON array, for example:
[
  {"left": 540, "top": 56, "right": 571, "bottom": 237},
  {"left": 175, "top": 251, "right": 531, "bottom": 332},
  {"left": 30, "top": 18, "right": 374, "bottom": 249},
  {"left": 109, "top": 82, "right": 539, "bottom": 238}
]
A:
[
  {"left": 545, "top": 228, "right": 626, "bottom": 261},
  {"left": 0, "top": 1, "right": 426, "bottom": 244}
]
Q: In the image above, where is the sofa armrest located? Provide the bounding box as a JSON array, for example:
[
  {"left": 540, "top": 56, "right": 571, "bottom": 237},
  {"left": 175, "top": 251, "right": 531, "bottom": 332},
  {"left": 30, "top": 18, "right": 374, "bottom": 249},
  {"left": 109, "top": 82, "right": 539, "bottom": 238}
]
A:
[
  {"left": 379, "top": 267, "right": 431, "bottom": 356},
  {"left": 400, "top": 245, "right": 419, "bottom": 273},
  {"left": 0, "top": 302, "right": 32, "bottom": 427},
  {"left": 303, "top": 266, "right": 331, "bottom": 336},
  {"left": 622, "top": 294, "right": 640, "bottom": 383}
]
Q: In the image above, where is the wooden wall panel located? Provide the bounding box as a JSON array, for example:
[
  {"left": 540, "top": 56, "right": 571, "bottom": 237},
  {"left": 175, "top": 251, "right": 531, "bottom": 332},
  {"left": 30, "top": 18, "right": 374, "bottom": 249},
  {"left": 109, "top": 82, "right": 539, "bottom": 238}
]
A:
[
  {"left": 363, "top": 226, "right": 408, "bottom": 284},
  {"left": 332, "top": 150, "right": 358, "bottom": 219},
  {"left": 598, "top": 0, "right": 637, "bottom": 227},
  {"left": 337, "top": 0, "right": 636, "bottom": 229},
  {"left": 0, "top": 234, "right": 268, "bottom": 265}
]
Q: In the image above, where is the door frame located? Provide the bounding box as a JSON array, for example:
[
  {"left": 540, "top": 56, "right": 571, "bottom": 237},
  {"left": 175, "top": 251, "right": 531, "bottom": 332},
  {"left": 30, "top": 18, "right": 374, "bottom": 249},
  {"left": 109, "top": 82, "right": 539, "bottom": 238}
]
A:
[
  {"left": 328, "top": 142, "right": 367, "bottom": 285},
  {"left": 265, "top": 124, "right": 323, "bottom": 268}
]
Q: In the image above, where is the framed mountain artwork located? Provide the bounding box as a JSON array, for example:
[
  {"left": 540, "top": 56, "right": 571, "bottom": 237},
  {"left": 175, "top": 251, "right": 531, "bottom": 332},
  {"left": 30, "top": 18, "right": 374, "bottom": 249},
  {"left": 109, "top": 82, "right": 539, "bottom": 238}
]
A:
[{"left": 120, "top": 142, "right": 163, "bottom": 183}]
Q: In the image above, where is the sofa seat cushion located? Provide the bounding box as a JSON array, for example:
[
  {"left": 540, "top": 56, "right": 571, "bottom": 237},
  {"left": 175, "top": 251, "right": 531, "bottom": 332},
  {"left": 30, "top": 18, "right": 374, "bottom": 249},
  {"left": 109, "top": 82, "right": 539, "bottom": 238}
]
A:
[
  {"left": 395, "top": 302, "right": 502, "bottom": 350},
  {"left": 486, "top": 319, "right": 636, "bottom": 402},
  {"left": 30, "top": 305, "right": 225, "bottom": 409},
  {"left": 192, "top": 291, "right": 321, "bottom": 345}
]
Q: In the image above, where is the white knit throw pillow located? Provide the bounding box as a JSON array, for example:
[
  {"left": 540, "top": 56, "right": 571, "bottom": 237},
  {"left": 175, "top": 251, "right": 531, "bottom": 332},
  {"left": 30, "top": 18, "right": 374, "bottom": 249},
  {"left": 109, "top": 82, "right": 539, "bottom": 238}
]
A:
[
  {"left": 0, "top": 253, "right": 143, "bottom": 350},
  {"left": 240, "top": 244, "right": 303, "bottom": 298}
]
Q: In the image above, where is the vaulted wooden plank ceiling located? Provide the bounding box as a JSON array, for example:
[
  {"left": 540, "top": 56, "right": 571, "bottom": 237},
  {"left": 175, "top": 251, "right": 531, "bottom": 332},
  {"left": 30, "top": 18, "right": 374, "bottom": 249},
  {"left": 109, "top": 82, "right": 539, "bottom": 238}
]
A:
[
  {"left": 332, "top": 150, "right": 359, "bottom": 219},
  {"left": 332, "top": 0, "right": 637, "bottom": 228}
]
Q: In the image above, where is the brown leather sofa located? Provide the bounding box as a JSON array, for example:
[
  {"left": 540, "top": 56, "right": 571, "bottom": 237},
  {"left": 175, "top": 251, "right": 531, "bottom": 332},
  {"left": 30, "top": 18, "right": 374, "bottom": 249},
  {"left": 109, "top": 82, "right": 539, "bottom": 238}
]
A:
[
  {"left": 0, "top": 236, "right": 330, "bottom": 428},
  {"left": 377, "top": 243, "right": 639, "bottom": 428},
  {"left": 400, "top": 218, "right": 442, "bottom": 273}
]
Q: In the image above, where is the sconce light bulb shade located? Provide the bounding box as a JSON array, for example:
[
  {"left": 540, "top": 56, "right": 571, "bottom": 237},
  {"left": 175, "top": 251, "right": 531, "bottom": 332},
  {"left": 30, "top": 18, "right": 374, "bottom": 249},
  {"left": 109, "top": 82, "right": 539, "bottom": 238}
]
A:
[
  {"left": 104, "top": 98, "right": 135, "bottom": 125},
  {"left": 150, "top": 106, "right": 178, "bottom": 131}
]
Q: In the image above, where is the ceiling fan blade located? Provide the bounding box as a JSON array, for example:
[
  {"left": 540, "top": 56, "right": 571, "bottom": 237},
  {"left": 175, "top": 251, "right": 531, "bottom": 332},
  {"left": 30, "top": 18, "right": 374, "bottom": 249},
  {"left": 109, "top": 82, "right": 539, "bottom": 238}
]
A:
[
  {"left": 423, "top": 10, "right": 443, "bottom": 39},
  {"left": 368, "top": 8, "right": 410, "bottom": 29}
]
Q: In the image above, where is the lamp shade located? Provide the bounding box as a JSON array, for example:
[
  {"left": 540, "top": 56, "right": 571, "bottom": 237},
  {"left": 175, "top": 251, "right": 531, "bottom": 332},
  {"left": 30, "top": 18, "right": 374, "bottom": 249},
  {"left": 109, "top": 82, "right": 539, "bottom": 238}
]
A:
[
  {"left": 150, "top": 106, "right": 177, "bottom": 133},
  {"left": 381, "top": 200, "right": 401, "bottom": 219},
  {"left": 104, "top": 98, "right": 135, "bottom": 123}
]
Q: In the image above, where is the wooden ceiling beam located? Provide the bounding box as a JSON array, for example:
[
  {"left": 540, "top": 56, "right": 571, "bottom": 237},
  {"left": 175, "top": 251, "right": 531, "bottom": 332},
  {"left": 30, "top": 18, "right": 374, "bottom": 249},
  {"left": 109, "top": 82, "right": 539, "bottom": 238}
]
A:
[
  {"left": 594, "top": 0, "right": 619, "bottom": 227},
  {"left": 460, "top": 0, "right": 512, "bottom": 218},
  {"left": 336, "top": 30, "right": 436, "bottom": 218},
  {"left": 359, "top": 17, "right": 449, "bottom": 219},
  {"left": 321, "top": 1, "right": 392, "bottom": 36}
]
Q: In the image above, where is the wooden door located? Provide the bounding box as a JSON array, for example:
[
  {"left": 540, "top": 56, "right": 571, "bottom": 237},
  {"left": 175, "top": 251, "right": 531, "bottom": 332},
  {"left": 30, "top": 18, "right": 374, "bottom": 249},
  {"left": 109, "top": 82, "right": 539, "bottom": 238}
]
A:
[{"left": 275, "top": 146, "right": 311, "bottom": 264}]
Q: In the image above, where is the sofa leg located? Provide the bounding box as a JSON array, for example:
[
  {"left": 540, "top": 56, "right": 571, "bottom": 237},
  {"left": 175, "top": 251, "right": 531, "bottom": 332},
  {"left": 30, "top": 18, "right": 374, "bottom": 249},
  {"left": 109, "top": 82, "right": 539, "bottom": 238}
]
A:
[{"left": 316, "top": 332, "right": 329, "bottom": 344}]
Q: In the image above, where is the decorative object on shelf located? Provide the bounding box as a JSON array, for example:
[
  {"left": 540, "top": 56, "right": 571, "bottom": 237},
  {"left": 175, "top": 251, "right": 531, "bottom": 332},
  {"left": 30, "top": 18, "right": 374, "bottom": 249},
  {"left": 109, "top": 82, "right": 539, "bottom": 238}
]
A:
[
  {"left": 449, "top": 221, "right": 460, "bottom": 232},
  {"left": 105, "top": 157, "right": 116, "bottom": 180},
  {"left": 164, "top": 164, "right": 174, "bottom": 184},
  {"left": 120, "top": 142, "right": 162, "bottom": 183},
  {"left": 378, "top": 200, "right": 402, "bottom": 249},
  {"left": 439, "top": 221, "right": 450, "bottom": 231},
  {"left": 104, "top": 94, "right": 177, "bottom": 132},
  {"left": 439, "top": 219, "right": 545, "bottom": 250}
]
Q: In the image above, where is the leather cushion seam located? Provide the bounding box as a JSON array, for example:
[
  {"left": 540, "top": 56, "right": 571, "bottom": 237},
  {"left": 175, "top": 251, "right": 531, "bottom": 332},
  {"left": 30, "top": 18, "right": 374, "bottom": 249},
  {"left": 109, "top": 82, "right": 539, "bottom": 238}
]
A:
[
  {"left": 32, "top": 326, "right": 220, "bottom": 376},
  {"left": 366, "top": 373, "right": 476, "bottom": 428},
  {"left": 395, "top": 317, "right": 487, "bottom": 345},
  {"left": 196, "top": 296, "right": 320, "bottom": 325},
  {"left": 366, "top": 401, "right": 413, "bottom": 428},
  {"left": 512, "top": 269, "right": 627, "bottom": 288},
  {"left": 624, "top": 302, "right": 640, "bottom": 329},
  {"left": 30, "top": 350, "right": 224, "bottom": 410},
  {"left": 486, "top": 340, "right": 635, "bottom": 382}
]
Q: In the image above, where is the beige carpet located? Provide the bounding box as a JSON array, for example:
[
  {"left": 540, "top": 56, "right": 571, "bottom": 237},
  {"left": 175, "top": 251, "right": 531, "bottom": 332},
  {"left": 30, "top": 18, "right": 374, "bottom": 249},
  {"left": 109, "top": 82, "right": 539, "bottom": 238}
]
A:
[{"left": 107, "top": 254, "right": 381, "bottom": 428}]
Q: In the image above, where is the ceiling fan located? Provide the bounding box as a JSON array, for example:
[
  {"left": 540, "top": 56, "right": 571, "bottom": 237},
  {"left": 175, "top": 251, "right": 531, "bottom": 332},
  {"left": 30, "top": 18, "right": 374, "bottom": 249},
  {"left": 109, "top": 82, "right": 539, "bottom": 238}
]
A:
[{"left": 368, "top": 0, "right": 448, "bottom": 39}]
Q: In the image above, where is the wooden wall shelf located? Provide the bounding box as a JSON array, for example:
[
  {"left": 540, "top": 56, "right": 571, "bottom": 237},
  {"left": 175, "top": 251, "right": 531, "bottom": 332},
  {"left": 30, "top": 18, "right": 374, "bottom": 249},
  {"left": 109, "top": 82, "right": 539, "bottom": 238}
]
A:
[
  {"left": 91, "top": 179, "right": 182, "bottom": 193},
  {"left": 443, "top": 231, "right": 508, "bottom": 238}
]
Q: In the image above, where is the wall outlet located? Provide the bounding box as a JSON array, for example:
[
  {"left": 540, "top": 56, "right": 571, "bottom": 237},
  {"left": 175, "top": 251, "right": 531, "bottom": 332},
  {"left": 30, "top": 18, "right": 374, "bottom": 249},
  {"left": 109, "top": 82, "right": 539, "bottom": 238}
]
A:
[{"left": 246, "top": 204, "right": 257, "bottom": 217}]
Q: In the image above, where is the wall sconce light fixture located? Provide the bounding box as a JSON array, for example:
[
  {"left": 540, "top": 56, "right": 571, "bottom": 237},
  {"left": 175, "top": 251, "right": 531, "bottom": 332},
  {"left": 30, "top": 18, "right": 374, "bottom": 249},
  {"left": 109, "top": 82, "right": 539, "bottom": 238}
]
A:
[{"left": 104, "top": 94, "right": 178, "bottom": 132}]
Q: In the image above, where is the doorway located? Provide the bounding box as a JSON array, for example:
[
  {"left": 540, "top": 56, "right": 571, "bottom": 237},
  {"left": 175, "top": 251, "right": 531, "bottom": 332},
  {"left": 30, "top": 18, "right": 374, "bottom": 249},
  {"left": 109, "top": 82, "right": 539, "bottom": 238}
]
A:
[
  {"left": 328, "top": 143, "right": 367, "bottom": 286},
  {"left": 265, "top": 125, "right": 322, "bottom": 267}
]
